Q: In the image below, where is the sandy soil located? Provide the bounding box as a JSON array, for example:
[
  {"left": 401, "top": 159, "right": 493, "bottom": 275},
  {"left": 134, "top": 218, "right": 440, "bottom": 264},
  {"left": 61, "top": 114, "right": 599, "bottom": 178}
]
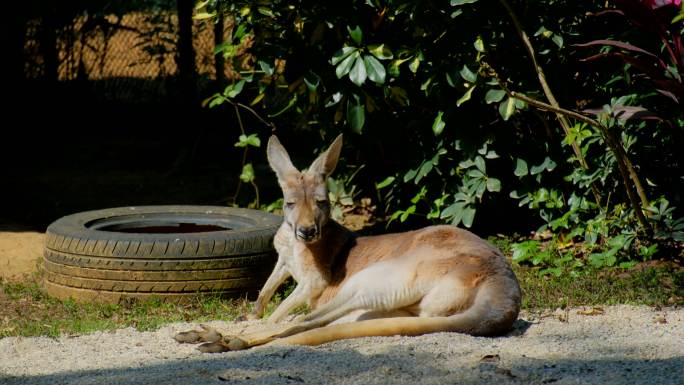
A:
[
  {"left": 0, "top": 229, "right": 44, "bottom": 280},
  {"left": 1, "top": 229, "right": 682, "bottom": 384},
  {"left": 0, "top": 305, "right": 682, "bottom": 385}
]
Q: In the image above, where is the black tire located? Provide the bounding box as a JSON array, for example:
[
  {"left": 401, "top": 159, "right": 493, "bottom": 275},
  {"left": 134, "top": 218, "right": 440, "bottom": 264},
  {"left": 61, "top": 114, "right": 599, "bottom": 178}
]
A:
[{"left": 43, "top": 206, "right": 281, "bottom": 303}]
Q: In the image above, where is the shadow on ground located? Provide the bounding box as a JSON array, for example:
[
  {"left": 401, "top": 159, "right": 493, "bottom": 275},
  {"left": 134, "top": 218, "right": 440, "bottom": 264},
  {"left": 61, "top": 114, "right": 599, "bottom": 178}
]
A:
[{"left": 2, "top": 344, "right": 682, "bottom": 385}]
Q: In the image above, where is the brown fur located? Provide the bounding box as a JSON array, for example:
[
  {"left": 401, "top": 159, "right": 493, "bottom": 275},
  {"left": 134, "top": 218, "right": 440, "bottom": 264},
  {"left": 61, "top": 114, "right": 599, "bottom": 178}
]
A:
[{"left": 175, "top": 135, "right": 522, "bottom": 352}]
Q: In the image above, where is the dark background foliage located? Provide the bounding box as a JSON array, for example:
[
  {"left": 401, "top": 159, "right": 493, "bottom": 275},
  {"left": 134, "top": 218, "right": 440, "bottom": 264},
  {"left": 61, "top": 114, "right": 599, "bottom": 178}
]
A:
[{"left": 2, "top": 0, "right": 682, "bottom": 272}]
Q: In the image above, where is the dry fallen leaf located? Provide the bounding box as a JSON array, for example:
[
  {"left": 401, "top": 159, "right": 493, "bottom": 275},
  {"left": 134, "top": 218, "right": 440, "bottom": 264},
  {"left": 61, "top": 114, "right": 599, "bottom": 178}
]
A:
[
  {"left": 653, "top": 315, "right": 667, "bottom": 324},
  {"left": 480, "top": 354, "right": 501, "bottom": 363},
  {"left": 577, "top": 307, "right": 604, "bottom": 316}
]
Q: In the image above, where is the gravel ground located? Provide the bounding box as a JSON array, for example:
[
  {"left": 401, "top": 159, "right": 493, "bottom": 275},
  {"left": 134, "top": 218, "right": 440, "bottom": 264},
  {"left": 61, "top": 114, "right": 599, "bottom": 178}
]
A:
[{"left": 1, "top": 305, "right": 682, "bottom": 385}]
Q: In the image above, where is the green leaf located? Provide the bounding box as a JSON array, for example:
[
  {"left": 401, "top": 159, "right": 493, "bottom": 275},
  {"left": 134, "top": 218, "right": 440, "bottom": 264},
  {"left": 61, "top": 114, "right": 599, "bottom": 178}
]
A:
[
  {"left": 475, "top": 179, "right": 487, "bottom": 197},
  {"left": 388, "top": 57, "right": 410, "bottom": 77},
  {"left": 403, "top": 167, "right": 418, "bottom": 182},
  {"left": 432, "top": 111, "right": 446, "bottom": 136},
  {"left": 619, "top": 261, "right": 638, "bottom": 269},
  {"left": 193, "top": 12, "right": 216, "bottom": 20},
  {"left": 408, "top": 56, "right": 420, "bottom": 73},
  {"left": 552, "top": 35, "right": 563, "bottom": 49},
  {"left": 258, "top": 60, "right": 274, "bottom": 76},
  {"left": 485, "top": 89, "right": 506, "bottom": 104},
  {"left": 195, "top": 0, "right": 210, "bottom": 10},
  {"left": 467, "top": 169, "right": 485, "bottom": 178},
  {"left": 461, "top": 207, "right": 476, "bottom": 228},
  {"left": 331, "top": 47, "right": 357, "bottom": 65},
  {"left": 400, "top": 205, "right": 416, "bottom": 222},
  {"left": 673, "top": 11, "right": 684, "bottom": 23},
  {"left": 346, "top": 95, "right": 365, "bottom": 133},
  {"left": 268, "top": 94, "right": 298, "bottom": 118},
  {"left": 363, "top": 55, "right": 386, "bottom": 84},
  {"left": 441, "top": 202, "right": 464, "bottom": 219},
  {"left": 303, "top": 71, "right": 320, "bottom": 91},
  {"left": 474, "top": 155, "right": 486, "bottom": 173},
  {"left": 588, "top": 253, "right": 606, "bottom": 268},
  {"left": 335, "top": 51, "right": 358, "bottom": 78},
  {"left": 347, "top": 25, "right": 363, "bottom": 45},
  {"left": 485, "top": 150, "right": 499, "bottom": 159},
  {"left": 376, "top": 176, "right": 395, "bottom": 189},
  {"left": 457, "top": 86, "right": 475, "bottom": 107},
  {"left": 257, "top": 7, "right": 275, "bottom": 17},
  {"left": 325, "top": 92, "right": 343, "bottom": 108},
  {"left": 415, "top": 161, "right": 433, "bottom": 183},
  {"left": 474, "top": 36, "right": 485, "bottom": 52},
  {"left": 514, "top": 98, "right": 526, "bottom": 109},
  {"left": 349, "top": 55, "right": 367, "bottom": 86},
  {"left": 534, "top": 26, "right": 553, "bottom": 38},
  {"left": 514, "top": 158, "right": 528, "bottom": 177},
  {"left": 208, "top": 95, "right": 225, "bottom": 108},
  {"left": 239, "top": 163, "right": 255, "bottom": 183},
  {"left": 234, "top": 24, "right": 247, "bottom": 39},
  {"left": 459, "top": 65, "right": 477, "bottom": 83},
  {"left": 544, "top": 157, "right": 557, "bottom": 171},
  {"left": 486, "top": 178, "right": 501, "bottom": 192},
  {"left": 512, "top": 241, "right": 539, "bottom": 263},
  {"left": 451, "top": 0, "right": 478, "bottom": 5},
  {"left": 368, "top": 44, "right": 393, "bottom": 60},
  {"left": 235, "top": 133, "right": 261, "bottom": 148},
  {"left": 529, "top": 164, "right": 544, "bottom": 175},
  {"left": 531, "top": 157, "right": 556, "bottom": 175},
  {"left": 451, "top": 9, "right": 463, "bottom": 18},
  {"left": 445, "top": 68, "right": 460, "bottom": 88},
  {"left": 498, "top": 97, "right": 515, "bottom": 120},
  {"left": 225, "top": 80, "right": 245, "bottom": 98}
]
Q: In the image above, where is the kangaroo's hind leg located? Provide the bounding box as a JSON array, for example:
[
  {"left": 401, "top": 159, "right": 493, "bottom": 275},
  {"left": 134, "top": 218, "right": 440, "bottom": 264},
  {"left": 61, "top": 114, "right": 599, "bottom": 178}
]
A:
[{"left": 275, "top": 260, "right": 425, "bottom": 338}]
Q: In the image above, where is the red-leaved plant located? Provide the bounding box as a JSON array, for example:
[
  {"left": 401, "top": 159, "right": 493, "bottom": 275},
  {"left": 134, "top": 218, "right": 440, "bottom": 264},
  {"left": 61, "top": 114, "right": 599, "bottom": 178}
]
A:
[{"left": 576, "top": 0, "right": 684, "bottom": 104}]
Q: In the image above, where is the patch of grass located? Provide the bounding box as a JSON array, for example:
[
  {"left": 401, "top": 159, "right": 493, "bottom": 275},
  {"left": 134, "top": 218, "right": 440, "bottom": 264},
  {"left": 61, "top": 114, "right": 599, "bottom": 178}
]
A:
[
  {"left": 1, "top": 257, "right": 682, "bottom": 338},
  {"left": 516, "top": 264, "right": 684, "bottom": 310},
  {"left": 488, "top": 234, "right": 684, "bottom": 309},
  {"left": 0, "top": 272, "right": 252, "bottom": 338}
]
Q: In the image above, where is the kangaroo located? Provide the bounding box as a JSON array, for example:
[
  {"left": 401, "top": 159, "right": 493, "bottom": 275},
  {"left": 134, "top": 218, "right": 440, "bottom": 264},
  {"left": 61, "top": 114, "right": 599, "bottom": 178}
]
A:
[{"left": 175, "top": 134, "right": 521, "bottom": 352}]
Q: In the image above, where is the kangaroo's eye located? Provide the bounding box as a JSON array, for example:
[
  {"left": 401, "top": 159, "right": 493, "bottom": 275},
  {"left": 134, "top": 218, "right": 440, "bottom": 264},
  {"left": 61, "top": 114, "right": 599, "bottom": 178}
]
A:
[
  {"left": 284, "top": 202, "right": 296, "bottom": 209},
  {"left": 316, "top": 200, "right": 329, "bottom": 208}
]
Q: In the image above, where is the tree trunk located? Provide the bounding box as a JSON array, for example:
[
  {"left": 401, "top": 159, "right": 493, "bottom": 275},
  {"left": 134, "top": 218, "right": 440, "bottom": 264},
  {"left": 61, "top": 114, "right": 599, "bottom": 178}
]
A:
[{"left": 177, "top": 0, "right": 197, "bottom": 105}]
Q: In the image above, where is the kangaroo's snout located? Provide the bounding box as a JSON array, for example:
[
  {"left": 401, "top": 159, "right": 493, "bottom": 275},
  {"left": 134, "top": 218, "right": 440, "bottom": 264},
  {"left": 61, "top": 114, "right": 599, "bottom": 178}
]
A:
[{"left": 295, "top": 225, "right": 319, "bottom": 242}]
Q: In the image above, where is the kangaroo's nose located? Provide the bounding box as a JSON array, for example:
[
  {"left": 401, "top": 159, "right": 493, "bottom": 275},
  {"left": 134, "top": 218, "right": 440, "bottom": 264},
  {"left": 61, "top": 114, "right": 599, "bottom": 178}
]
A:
[{"left": 296, "top": 226, "right": 318, "bottom": 241}]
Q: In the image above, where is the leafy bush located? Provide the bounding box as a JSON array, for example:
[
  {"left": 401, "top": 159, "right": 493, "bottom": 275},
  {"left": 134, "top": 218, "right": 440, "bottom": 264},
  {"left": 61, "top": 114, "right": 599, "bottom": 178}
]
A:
[{"left": 195, "top": 0, "right": 683, "bottom": 273}]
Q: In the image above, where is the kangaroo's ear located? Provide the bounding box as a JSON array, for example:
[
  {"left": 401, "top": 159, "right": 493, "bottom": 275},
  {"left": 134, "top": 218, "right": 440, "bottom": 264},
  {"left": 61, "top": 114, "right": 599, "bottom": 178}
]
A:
[
  {"left": 267, "top": 136, "right": 298, "bottom": 181},
  {"left": 308, "top": 134, "right": 343, "bottom": 178}
]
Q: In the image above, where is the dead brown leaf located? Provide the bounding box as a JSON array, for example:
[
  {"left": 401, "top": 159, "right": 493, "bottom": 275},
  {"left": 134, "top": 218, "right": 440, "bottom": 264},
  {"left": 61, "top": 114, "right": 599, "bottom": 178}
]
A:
[
  {"left": 480, "top": 354, "right": 501, "bottom": 363},
  {"left": 577, "top": 307, "right": 604, "bottom": 316}
]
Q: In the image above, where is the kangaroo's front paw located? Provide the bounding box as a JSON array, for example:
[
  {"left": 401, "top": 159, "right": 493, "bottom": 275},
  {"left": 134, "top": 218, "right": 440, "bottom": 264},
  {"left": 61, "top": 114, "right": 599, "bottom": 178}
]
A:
[
  {"left": 226, "top": 336, "right": 249, "bottom": 351},
  {"left": 174, "top": 324, "right": 222, "bottom": 344},
  {"left": 197, "top": 340, "right": 231, "bottom": 353},
  {"left": 197, "top": 336, "right": 248, "bottom": 353}
]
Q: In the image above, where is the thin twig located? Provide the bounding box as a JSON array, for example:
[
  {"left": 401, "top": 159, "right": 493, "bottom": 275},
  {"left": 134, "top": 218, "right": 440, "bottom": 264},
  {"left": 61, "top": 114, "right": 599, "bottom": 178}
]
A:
[
  {"left": 250, "top": 180, "right": 260, "bottom": 208},
  {"left": 229, "top": 100, "right": 277, "bottom": 132},
  {"left": 229, "top": 104, "right": 247, "bottom": 205},
  {"left": 228, "top": 102, "right": 273, "bottom": 207}
]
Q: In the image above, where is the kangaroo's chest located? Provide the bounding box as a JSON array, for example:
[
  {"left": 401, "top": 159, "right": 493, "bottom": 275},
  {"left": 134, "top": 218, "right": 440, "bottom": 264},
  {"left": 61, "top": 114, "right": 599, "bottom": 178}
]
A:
[{"left": 274, "top": 225, "right": 330, "bottom": 284}]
